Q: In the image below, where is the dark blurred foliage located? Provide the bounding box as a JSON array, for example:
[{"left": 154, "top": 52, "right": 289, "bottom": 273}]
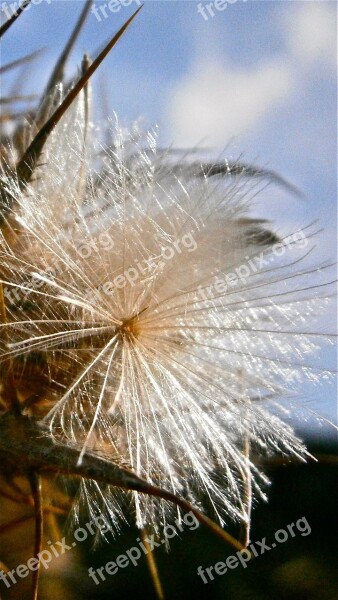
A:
[{"left": 65, "top": 436, "right": 337, "bottom": 600}]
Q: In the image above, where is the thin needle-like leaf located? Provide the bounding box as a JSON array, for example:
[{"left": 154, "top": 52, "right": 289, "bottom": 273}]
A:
[
  {"left": 15, "top": 5, "right": 143, "bottom": 186},
  {"left": 42, "top": 0, "right": 92, "bottom": 97},
  {"left": 0, "top": 0, "right": 31, "bottom": 38},
  {"left": 28, "top": 471, "right": 43, "bottom": 600},
  {"left": 140, "top": 528, "right": 166, "bottom": 600},
  {"left": 0, "top": 48, "right": 44, "bottom": 74},
  {"left": 0, "top": 284, "right": 21, "bottom": 415},
  {"left": 0, "top": 95, "right": 38, "bottom": 104}
]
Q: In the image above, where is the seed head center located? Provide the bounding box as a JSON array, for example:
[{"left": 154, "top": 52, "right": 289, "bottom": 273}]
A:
[{"left": 119, "top": 316, "right": 140, "bottom": 340}]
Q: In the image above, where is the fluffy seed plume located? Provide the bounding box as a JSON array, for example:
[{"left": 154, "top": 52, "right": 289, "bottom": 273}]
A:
[
  {"left": 1, "top": 94, "right": 335, "bottom": 536},
  {"left": 0, "top": 9, "right": 335, "bottom": 588}
]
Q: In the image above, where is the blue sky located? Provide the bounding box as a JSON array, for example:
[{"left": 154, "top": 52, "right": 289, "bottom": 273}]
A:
[{"left": 1, "top": 0, "right": 337, "bottom": 438}]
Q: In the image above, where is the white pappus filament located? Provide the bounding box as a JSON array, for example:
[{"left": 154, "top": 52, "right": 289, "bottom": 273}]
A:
[{"left": 0, "top": 98, "right": 334, "bottom": 537}]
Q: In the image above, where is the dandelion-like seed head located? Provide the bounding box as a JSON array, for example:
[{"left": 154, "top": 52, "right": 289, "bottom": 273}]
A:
[
  {"left": 0, "top": 12, "right": 335, "bottom": 596},
  {"left": 1, "top": 113, "right": 333, "bottom": 538}
]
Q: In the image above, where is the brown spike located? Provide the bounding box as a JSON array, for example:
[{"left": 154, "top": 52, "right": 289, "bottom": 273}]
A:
[
  {"left": 42, "top": 0, "right": 92, "bottom": 98},
  {"left": 0, "top": 0, "right": 31, "bottom": 38},
  {"left": 15, "top": 5, "right": 143, "bottom": 187},
  {"left": 75, "top": 53, "right": 92, "bottom": 204}
]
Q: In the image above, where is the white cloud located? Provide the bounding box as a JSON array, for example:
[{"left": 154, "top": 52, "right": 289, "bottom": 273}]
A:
[
  {"left": 283, "top": 1, "right": 336, "bottom": 66},
  {"left": 167, "top": 58, "right": 293, "bottom": 148}
]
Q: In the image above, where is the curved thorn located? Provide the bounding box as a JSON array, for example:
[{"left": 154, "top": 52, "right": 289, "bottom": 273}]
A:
[
  {"left": 0, "top": 412, "right": 245, "bottom": 552},
  {"left": 125, "top": 478, "right": 246, "bottom": 552},
  {"left": 196, "top": 161, "right": 303, "bottom": 197}
]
